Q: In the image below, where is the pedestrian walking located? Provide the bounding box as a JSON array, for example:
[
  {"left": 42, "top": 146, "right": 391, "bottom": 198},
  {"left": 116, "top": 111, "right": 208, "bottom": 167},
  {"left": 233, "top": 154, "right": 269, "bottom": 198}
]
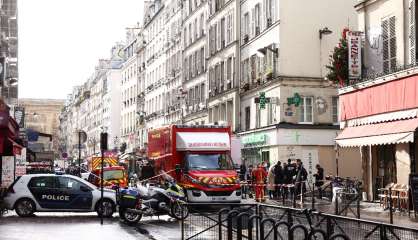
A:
[
  {"left": 239, "top": 163, "right": 247, "bottom": 198},
  {"left": 314, "top": 164, "right": 324, "bottom": 199},
  {"left": 252, "top": 163, "right": 267, "bottom": 202},
  {"left": 295, "top": 159, "right": 308, "bottom": 196},
  {"left": 273, "top": 161, "right": 284, "bottom": 198},
  {"left": 267, "top": 165, "right": 276, "bottom": 199}
]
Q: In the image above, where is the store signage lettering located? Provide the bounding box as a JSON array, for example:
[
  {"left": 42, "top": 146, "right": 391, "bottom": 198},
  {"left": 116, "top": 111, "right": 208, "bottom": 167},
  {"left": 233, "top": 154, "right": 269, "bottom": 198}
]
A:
[
  {"left": 187, "top": 142, "right": 228, "bottom": 148},
  {"left": 243, "top": 134, "right": 266, "bottom": 146},
  {"left": 348, "top": 31, "right": 362, "bottom": 79}
]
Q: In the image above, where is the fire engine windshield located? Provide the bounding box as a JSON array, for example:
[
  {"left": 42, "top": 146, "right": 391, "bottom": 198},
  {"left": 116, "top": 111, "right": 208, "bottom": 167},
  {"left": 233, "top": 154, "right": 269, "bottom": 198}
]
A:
[
  {"left": 103, "top": 170, "right": 124, "bottom": 180},
  {"left": 185, "top": 153, "right": 234, "bottom": 170}
]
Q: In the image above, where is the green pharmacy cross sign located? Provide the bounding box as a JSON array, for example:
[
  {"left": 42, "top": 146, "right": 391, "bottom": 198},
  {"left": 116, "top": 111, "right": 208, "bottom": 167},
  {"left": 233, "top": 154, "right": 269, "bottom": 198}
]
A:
[
  {"left": 287, "top": 93, "right": 302, "bottom": 107},
  {"left": 254, "top": 92, "right": 270, "bottom": 109}
]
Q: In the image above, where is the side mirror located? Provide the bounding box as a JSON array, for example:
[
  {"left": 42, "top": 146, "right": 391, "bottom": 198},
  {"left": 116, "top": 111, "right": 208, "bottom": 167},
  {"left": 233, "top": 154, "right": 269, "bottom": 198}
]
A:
[
  {"left": 80, "top": 185, "right": 90, "bottom": 192},
  {"left": 175, "top": 164, "right": 182, "bottom": 175}
]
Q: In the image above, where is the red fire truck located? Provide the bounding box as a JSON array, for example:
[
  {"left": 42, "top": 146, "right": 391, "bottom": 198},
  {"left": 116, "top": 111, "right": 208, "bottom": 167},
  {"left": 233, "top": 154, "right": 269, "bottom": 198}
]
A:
[{"left": 147, "top": 125, "right": 241, "bottom": 202}]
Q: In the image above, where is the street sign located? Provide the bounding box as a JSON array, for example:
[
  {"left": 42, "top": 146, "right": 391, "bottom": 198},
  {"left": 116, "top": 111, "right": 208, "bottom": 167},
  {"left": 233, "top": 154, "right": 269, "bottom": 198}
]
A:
[{"left": 259, "top": 92, "right": 266, "bottom": 109}]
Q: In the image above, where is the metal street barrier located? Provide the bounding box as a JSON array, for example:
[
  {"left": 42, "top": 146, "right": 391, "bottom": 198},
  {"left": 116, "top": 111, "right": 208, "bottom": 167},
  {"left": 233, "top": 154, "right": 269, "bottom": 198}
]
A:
[{"left": 181, "top": 203, "right": 418, "bottom": 240}]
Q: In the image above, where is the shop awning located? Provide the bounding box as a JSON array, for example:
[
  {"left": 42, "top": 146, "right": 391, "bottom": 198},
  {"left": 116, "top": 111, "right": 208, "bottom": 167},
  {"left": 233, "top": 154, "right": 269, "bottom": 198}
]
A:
[{"left": 336, "top": 118, "right": 418, "bottom": 147}]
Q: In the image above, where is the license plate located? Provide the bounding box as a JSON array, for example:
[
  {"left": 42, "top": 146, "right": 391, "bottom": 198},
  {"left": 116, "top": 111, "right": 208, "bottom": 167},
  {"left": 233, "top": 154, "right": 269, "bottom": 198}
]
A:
[{"left": 211, "top": 197, "right": 227, "bottom": 201}]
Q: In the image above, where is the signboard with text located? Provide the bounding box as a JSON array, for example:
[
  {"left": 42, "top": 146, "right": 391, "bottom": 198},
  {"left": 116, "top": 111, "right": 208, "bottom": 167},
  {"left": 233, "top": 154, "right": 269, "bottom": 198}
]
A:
[
  {"left": 15, "top": 148, "right": 27, "bottom": 177},
  {"left": 1, "top": 156, "right": 15, "bottom": 188},
  {"left": 348, "top": 31, "right": 362, "bottom": 79}
]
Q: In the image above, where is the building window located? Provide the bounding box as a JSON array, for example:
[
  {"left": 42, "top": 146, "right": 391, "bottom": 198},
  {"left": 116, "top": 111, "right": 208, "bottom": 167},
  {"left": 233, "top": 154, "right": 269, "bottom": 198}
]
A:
[
  {"left": 256, "top": 103, "right": 261, "bottom": 128},
  {"left": 382, "top": 16, "right": 397, "bottom": 73},
  {"left": 245, "top": 106, "right": 251, "bottom": 131},
  {"left": 267, "top": 102, "right": 274, "bottom": 125},
  {"left": 243, "top": 12, "right": 250, "bottom": 42},
  {"left": 254, "top": 4, "right": 261, "bottom": 36},
  {"left": 299, "top": 97, "right": 313, "bottom": 123},
  {"left": 410, "top": 0, "right": 417, "bottom": 64},
  {"left": 332, "top": 97, "right": 339, "bottom": 124},
  {"left": 262, "top": 151, "right": 270, "bottom": 164}
]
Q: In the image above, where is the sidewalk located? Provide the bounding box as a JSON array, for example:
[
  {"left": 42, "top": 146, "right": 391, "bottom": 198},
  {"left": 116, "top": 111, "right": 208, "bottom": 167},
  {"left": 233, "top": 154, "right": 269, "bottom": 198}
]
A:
[{"left": 241, "top": 196, "right": 418, "bottom": 229}]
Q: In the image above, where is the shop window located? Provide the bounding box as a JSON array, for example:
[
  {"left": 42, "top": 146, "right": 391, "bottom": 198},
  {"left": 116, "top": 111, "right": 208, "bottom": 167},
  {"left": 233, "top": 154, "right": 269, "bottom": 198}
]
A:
[
  {"left": 299, "top": 96, "right": 313, "bottom": 123},
  {"left": 262, "top": 151, "right": 270, "bottom": 165}
]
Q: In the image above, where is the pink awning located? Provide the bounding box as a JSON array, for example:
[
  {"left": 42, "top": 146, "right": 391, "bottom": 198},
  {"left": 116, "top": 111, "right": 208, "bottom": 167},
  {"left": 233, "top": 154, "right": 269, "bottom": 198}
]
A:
[{"left": 336, "top": 118, "right": 418, "bottom": 147}]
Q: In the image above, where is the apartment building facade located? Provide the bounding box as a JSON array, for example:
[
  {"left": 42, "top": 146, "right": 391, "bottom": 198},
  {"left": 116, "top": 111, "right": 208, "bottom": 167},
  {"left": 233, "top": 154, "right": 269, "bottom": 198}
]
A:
[
  {"left": 0, "top": 0, "right": 18, "bottom": 105},
  {"left": 207, "top": 0, "right": 240, "bottom": 131},
  {"left": 121, "top": 31, "right": 140, "bottom": 153},
  {"left": 182, "top": 0, "right": 208, "bottom": 125},
  {"left": 237, "top": 0, "right": 359, "bottom": 180}
]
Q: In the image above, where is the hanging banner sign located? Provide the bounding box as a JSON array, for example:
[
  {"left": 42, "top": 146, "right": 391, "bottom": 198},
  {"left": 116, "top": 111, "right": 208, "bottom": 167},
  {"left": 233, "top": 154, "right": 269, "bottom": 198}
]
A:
[
  {"left": 1, "top": 156, "right": 15, "bottom": 188},
  {"left": 348, "top": 31, "right": 362, "bottom": 79},
  {"left": 15, "top": 148, "right": 27, "bottom": 177}
]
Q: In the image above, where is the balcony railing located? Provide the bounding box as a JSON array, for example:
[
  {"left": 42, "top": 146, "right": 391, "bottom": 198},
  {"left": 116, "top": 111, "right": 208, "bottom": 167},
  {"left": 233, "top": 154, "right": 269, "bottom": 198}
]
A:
[{"left": 342, "top": 62, "right": 418, "bottom": 89}]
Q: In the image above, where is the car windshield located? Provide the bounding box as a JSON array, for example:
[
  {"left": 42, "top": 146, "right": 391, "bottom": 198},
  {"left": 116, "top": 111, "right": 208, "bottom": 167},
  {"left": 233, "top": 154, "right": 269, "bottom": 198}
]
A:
[
  {"left": 185, "top": 153, "right": 234, "bottom": 170},
  {"left": 103, "top": 170, "right": 124, "bottom": 180}
]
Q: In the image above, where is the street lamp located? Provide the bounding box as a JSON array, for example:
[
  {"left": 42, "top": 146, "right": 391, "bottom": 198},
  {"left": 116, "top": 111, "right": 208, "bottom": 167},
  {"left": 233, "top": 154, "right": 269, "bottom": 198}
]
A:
[
  {"left": 319, "top": 27, "right": 333, "bottom": 39},
  {"left": 319, "top": 27, "right": 333, "bottom": 77}
]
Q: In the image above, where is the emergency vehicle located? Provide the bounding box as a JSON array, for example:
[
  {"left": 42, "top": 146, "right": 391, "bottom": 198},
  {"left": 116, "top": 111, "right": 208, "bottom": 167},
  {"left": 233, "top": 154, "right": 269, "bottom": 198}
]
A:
[
  {"left": 87, "top": 157, "right": 128, "bottom": 188},
  {"left": 147, "top": 125, "right": 241, "bottom": 202},
  {"left": 3, "top": 174, "right": 116, "bottom": 217}
]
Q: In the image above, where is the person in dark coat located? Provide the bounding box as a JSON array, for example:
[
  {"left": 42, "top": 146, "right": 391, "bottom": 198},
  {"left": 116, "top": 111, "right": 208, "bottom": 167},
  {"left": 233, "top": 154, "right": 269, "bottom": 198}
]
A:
[
  {"left": 284, "top": 159, "right": 296, "bottom": 184},
  {"left": 314, "top": 164, "right": 324, "bottom": 199},
  {"left": 295, "top": 159, "right": 308, "bottom": 195},
  {"left": 273, "top": 161, "right": 284, "bottom": 198}
]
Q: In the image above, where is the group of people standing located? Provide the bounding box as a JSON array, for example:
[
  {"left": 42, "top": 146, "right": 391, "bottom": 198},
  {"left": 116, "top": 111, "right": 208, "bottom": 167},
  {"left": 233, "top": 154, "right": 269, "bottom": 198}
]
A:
[{"left": 240, "top": 159, "right": 324, "bottom": 202}]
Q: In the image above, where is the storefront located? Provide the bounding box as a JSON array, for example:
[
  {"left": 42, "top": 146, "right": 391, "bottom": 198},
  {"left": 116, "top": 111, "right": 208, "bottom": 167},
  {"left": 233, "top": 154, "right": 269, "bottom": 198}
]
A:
[
  {"left": 238, "top": 124, "right": 346, "bottom": 182},
  {"left": 0, "top": 109, "right": 21, "bottom": 188},
  {"left": 336, "top": 118, "right": 418, "bottom": 200},
  {"left": 239, "top": 127, "right": 278, "bottom": 167},
  {"left": 336, "top": 75, "right": 418, "bottom": 201}
]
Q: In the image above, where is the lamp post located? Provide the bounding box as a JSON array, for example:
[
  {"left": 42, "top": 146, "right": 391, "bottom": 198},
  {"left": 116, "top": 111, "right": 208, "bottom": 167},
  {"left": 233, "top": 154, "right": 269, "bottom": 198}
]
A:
[{"left": 319, "top": 27, "right": 333, "bottom": 77}]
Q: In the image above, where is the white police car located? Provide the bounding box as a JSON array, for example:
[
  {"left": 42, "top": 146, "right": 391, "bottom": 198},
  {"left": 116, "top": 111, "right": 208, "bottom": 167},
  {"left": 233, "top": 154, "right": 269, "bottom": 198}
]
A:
[{"left": 3, "top": 174, "right": 117, "bottom": 217}]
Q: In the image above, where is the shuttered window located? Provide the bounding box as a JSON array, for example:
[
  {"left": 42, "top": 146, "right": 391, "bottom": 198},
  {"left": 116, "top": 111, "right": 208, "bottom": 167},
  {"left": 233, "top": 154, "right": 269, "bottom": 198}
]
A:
[
  {"left": 410, "top": 0, "right": 417, "bottom": 64},
  {"left": 382, "top": 16, "right": 397, "bottom": 73}
]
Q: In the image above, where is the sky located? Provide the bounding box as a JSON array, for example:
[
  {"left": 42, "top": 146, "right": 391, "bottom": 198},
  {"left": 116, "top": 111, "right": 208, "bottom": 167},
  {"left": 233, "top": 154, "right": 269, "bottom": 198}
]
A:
[{"left": 18, "top": 0, "right": 144, "bottom": 99}]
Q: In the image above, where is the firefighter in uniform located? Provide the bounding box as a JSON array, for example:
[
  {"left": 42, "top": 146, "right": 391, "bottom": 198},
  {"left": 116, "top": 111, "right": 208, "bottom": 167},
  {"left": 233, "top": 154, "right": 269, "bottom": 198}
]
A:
[{"left": 252, "top": 163, "right": 267, "bottom": 202}]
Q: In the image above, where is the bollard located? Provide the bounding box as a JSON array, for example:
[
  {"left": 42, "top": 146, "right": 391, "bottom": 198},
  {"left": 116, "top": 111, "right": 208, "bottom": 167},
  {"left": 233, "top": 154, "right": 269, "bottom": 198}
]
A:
[
  {"left": 311, "top": 182, "right": 316, "bottom": 210},
  {"left": 282, "top": 185, "right": 286, "bottom": 206},
  {"left": 356, "top": 185, "right": 361, "bottom": 219},
  {"left": 388, "top": 187, "right": 393, "bottom": 224},
  {"left": 335, "top": 192, "right": 339, "bottom": 215},
  {"left": 293, "top": 186, "right": 297, "bottom": 208}
]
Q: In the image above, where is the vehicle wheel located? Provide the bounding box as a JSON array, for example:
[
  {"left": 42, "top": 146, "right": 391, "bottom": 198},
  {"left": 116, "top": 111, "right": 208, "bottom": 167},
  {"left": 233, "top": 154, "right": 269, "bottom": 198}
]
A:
[
  {"left": 119, "top": 208, "right": 142, "bottom": 225},
  {"left": 96, "top": 199, "right": 115, "bottom": 218},
  {"left": 15, "top": 198, "right": 35, "bottom": 217},
  {"left": 170, "top": 202, "right": 189, "bottom": 220}
]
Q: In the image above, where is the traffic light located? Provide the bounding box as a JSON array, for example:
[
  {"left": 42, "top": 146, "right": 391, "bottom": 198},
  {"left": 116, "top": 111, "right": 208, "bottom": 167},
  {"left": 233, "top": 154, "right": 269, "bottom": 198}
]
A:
[{"left": 259, "top": 92, "right": 266, "bottom": 109}]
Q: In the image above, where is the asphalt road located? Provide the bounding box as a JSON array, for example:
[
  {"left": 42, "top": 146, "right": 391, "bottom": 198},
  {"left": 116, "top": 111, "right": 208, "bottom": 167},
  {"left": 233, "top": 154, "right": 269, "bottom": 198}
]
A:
[{"left": 0, "top": 211, "right": 182, "bottom": 240}]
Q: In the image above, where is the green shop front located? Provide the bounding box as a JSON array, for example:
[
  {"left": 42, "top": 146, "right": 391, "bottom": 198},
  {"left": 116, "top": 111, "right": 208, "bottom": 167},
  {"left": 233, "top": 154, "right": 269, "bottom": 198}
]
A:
[{"left": 239, "top": 127, "right": 279, "bottom": 167}]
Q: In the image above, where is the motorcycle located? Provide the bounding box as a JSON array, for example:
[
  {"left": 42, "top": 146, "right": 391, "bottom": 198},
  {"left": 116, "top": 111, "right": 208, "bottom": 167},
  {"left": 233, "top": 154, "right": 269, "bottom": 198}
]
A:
[{"left": 117, "top": 177, "right": 189, "bottom": 224}]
